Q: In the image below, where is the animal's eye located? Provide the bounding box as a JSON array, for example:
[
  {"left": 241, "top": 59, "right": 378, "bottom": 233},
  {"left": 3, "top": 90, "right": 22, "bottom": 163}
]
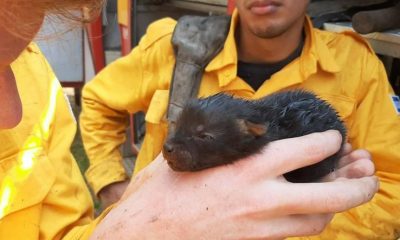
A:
[{"left": 199, "top": 133, "right": 215, "bottom": 140}]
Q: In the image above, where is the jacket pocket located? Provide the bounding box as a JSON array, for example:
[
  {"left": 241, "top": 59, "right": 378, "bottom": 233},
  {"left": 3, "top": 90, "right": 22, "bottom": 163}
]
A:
[
  {"left": 135, "top": 90, "right": 170, "bottom": 173},
  {"left": 145, "top": 90, "right": 169, "bottom": 124},
  {"left": 319, "top": 94, "right": 356, "bottom": 129}
]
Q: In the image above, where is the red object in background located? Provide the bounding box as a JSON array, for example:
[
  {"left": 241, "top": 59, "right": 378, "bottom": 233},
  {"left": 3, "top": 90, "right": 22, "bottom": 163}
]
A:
[
  {"left": 119, "top": 0, "right": 132, "bottom": 56},
  {"left": 120, "top": 25, "right": 132, "bottom": 55},
  {"left": 227, "top": 0, "right": 235, "bottom": 14},
  {"left": 86, "top": 16, "right": 106, "bottom": 73},
  {"left": 118, "top": 0, "right": 140, "bottom": 155}
]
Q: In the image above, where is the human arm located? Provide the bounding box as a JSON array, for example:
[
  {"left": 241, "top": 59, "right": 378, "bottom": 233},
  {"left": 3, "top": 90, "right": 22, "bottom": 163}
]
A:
[
  {"left": 89, "top": 131, "right": 378, "bottom": 240},
  {"left": 331, "top": 55, "right": 400, "bottom": 238},
  {"left": 80, "top": 18, "right": 177, "bottom": 201},
  {"left": 80, "top": 47, "right": 146, "bottom": 197},
  {"left": 292, "top": 52, "right": 400, "bottom": 240}
]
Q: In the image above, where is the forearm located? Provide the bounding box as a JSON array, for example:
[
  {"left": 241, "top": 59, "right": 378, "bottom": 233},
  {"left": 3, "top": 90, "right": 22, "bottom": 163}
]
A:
[
  {"left": 80, "top": 43, "right": 160, "bottom": 194},
  {"left": 80, "top": 92, "right": 130, "bottom": 194}
]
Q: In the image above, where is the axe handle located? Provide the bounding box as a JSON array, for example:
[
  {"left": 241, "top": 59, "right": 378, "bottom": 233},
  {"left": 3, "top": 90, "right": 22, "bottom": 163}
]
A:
[{"left": 352, "top": 3, "right": 400, "bottom": 34}]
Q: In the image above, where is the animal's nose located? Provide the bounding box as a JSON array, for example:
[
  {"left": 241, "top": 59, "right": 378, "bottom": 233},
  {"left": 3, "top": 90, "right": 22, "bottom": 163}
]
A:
[{"left": 163, "top": 142, "right": 174, "bottom": 153}]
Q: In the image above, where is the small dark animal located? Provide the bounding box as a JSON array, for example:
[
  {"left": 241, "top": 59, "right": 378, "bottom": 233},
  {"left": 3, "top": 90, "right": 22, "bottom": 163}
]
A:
[{"left": 162, "top": 90, "right": 347, "bottom": 183}]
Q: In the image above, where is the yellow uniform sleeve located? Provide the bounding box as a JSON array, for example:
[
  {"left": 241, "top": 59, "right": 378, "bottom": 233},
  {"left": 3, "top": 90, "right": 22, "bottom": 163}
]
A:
[
  {"left": 80, "top": 48, "right": 143, "bottom": 196},
  {"left": 80, "top": 18, "right": 177, "bottom": 195},
  {"left": 62, "top": 206, "right": 114, "bottom": 240},
  {"left": 292, "top": 52, "right": 400, "bottom": 240},
  {"left": 334, "top": 56, "right": 400, "bottom": 239}
]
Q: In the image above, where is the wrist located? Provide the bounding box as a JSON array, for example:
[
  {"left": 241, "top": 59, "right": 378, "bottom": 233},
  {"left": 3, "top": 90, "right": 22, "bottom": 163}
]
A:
[{"left": 91, "top": 194, "right": 165, "bottom": 239}]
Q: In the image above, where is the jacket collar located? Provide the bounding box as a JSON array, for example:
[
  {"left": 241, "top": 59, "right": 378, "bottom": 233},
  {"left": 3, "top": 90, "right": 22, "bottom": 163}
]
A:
[
  {"left": 205, "top": 9, "right": 342, "bottom": 88},
  {"left": 300, "top": 16, "right": 341, "bottom": 79}
]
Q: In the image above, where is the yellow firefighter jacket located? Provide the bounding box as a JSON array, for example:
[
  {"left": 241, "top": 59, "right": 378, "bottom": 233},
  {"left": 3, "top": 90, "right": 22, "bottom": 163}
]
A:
[
  {"left": 0, "top": 43, "right": 103, "bottom": 239},
  {"left": 80, "top": 10, "right": 400, "bottom": 239}
]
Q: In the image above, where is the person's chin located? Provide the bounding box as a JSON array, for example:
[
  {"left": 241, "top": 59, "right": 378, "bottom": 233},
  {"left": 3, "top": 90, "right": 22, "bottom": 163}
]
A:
[
  {"left": 0, "top": 111, "right": 22, "bottom": 129},
  {"left": 250, "top": 24, "right": 284, "bottom": 39}
]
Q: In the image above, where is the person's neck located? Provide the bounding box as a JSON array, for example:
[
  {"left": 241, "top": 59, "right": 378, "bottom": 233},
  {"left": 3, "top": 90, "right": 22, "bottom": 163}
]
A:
[
  {"left": 0, "top": 66, "right": 22, "bottom": 129},
  {"left": 237, "top": 19, "right": 305, "bottom": 64}
]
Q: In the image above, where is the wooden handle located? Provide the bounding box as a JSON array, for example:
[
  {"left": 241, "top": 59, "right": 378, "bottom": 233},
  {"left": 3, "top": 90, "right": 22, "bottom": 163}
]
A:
[{"left": 352, "top": 3, "right": 400, "bottom": 34}]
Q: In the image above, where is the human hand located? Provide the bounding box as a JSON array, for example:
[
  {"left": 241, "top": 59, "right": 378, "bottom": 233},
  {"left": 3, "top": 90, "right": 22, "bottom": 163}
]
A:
[
  {"left": 98, "top": 180, "right": 129, "bottom": 209},
  {"left": 91, "top": 130, "right": 379, "bottom": 240},
  {"left": 323, "top": 143, "right": 375, "bottom": 181}
]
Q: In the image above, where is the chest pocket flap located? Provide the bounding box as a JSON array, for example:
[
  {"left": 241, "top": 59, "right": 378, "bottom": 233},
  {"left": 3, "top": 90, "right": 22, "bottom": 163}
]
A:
[
  {"left": 319, "top": 94, "right": 356, "bottom": 127},
  {"left": 145, "top": 90, "right": 170, "bottom": 124}
]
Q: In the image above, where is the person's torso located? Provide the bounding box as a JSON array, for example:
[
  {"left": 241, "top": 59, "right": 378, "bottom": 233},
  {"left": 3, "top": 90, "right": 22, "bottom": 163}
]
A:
[
  {"left": 0, "top": 43, "right": 93, "bottom": 239},
  {"left": 133, "top": 20, "right": 372, "bottom": 174}
]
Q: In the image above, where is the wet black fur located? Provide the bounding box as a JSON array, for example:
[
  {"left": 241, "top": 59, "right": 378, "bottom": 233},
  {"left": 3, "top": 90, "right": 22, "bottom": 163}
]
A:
[{"left": 163, "top": 90, "right": 347, "bottom": 183}]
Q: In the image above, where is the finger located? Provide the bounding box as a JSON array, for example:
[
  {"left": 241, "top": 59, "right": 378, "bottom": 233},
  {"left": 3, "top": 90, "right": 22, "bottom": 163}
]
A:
[
  {"left": 322, "top": 158, "right": 375, "bottom": 181},
  {"left": 237, "top": 214, "right": 333, "bottom": 239},
  {"left": 249, "top": 130, "right": 343, "bottom": 176},
  {"left": 268, "top": 214, "right": 334, "bottom": 238},
  {"left": 340, "top": 143, "right": 352, "bottom": 157},
  {"left": 337, "top": 158, "right": 375, "bottom": 178},
  {"left": 338, "top": 149, "right": 372, "bottom": 168},
  {"left": 274, "top": 176, "right": 379, "bottom": 215},
  {"left": 322, "top": 149, "right": 372, "bottom": 181}
]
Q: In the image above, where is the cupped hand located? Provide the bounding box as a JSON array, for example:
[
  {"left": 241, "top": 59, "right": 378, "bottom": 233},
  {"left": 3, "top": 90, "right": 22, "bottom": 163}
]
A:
[{"left": 91, "top": 130, "right": 379, "bottom": 240}]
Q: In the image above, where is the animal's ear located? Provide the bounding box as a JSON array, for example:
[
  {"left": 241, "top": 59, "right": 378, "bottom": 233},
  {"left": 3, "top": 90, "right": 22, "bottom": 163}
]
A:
[{"left": 237, "top": 119, "right": 268, "bottom": 137}]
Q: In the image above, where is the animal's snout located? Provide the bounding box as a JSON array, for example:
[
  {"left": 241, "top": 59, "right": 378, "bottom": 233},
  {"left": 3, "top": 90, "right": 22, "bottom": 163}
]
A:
[
  {"left": 163, "top": 142, "right": 175, "bottom": 153},
  {"left": 162, "top": 139, "right": 194, "bottom": 171}
]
